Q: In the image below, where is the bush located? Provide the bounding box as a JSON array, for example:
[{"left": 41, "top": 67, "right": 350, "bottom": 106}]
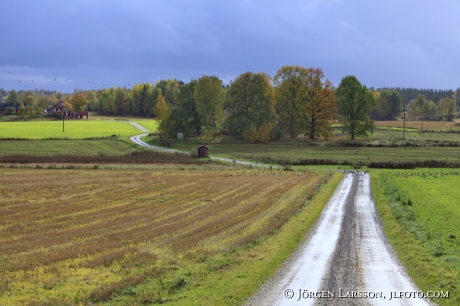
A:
[
  {"left": 368, "top": 160, "right": 460, "bottom": 169},
  {"left": 4, "top": 107, "right": 17, "bottom": 116},
  {"left": 160, "top": 139, "right": 174, "bottom": 147},
  {"left": 270, "top": 123, "right": 284, "bottom": 141}
]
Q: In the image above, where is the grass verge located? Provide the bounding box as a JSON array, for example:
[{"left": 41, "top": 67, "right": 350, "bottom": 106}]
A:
[
  {"left": 142, "top": 135, "right": 460, "bottom": 166},
  {"left": 371, "top": 170, "right": 460, "bottom": 305}
]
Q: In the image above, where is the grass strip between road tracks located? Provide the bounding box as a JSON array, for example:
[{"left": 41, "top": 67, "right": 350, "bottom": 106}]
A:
[
  {"left": 371, "top": 171, "right": 460, "bottom": 305},
  {"left": 159, "top": 172, "right": 343, "bottom": 306}
]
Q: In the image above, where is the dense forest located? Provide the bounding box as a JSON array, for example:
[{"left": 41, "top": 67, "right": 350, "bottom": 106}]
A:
[
  {"left": 1, "top": 69, "right": 460, "bottom": 141},
  {"left": 374, "top": 87, "right": 459, "bottom": 105}
]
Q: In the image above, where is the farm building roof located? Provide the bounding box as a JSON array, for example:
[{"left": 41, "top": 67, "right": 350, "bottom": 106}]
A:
[{"left": 0, "top": 102, "right": 19, "bottom": 110}]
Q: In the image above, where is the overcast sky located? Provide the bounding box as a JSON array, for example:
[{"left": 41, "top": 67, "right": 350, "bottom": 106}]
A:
[{"left": 1, "top": 0, "right": 459, "bottom": 92}]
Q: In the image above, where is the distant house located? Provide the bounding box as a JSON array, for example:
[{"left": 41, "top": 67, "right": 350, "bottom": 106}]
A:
[
  {"left": 47, "top": 101, "right": 70, "bottom": 117},
  {"left": 197, "top": 145, "right": 209, "bottom": 158},
  {"left": 0, "top": 102, "right": 19, "bottom": 115},
  {"left": 46, "top": 102, "right": 88, "bottom": 119},
  {"left": 72, "top": 111, "right": 89, "bottom": 119}
]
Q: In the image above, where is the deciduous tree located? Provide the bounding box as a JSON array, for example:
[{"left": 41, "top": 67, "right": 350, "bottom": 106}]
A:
[
  {"left": 62, "top": 101, "right": 73, "bottom": 111},
  {"left": 437, "top": 97, "right": 456, "bottom": 120},
  {"left": 425, "top": 100, "right": 438, "bottom": 117},
  {"left": 154, "top": 94, "right": 171, "bottom": 138},
  {"left": 156, "top": 79, "right": 180, "bottom": 107},
  {"left": 70, "top": 94, "right": 88, "bottom": 111},
  {"left": 273, "top": 66, "right": 310, "bottom": 138},
  {"left": 87, "top": 92, "right": 98, "bottom": 112},
  {"left": 227, "top": 72, "right": 276, "bottom": 142},
  {"left": 25, "top": 105, "right": 34, "bottom": 117},
  {"left": 131, "top": 84, "right": 141, "bottom": 115},
  {"left": 335, "top": 76, "right": 375, "bottom": 140},
  {"left": 4, "top": 106, "right": 16, "bottom": 116},
  {"left": 303, "top": 69, "right": 337, "bottom": 139},
  {"left": 22, "top": 95, "right": 37, "bottom": 107},
  {"left": 173, "top": 80, "right": 202, "bottom": 137},
  {"left": 6, "top": 90, "right": 19, "bottom": 104},
  {"left": 98, "top": 88, "right": 116, "bottom": 114},
  {"left": 18, "top": 104, "right": 26, "bottom": 118},
  {"left": 115, "top": 87, "right": 125, "bottom": 115},
  {"left": 194, "top": 75, "right": 224, "bottom": 138},
  {"left": 415, "top": 94, "right": 427, "bottom": 132}
]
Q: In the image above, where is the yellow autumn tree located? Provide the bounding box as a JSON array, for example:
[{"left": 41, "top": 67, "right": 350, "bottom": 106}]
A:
[
  {"left": 70, "top": 94, "right": 88, "bottom": 111},
  {"left": 154, "top": 94, "right": 171, "bottom": 138}
]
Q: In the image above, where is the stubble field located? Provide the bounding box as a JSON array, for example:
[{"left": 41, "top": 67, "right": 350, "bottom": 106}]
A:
[{"left": 0, "top": 168, "right": 329, "bottom": 305}]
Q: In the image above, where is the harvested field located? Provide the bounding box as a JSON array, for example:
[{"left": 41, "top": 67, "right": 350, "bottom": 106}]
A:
[
  {"left": 0, "top": 139, "right": 136, "bottom": 157},
  {"left": 0, "top": 169, "right": 329, "bottom": 304},
  {"left": 374, "top": 120, "right": 460, "bottom": 130}
]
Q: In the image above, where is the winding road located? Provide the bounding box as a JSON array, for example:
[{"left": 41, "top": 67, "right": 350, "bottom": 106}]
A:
[{"left": 127, "top": 122, "right": 278, "bottom": 168}]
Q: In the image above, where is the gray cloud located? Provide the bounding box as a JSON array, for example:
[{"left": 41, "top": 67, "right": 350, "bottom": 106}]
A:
[{"left": 1, "top": 0, "right": 459, "bottom": 92}]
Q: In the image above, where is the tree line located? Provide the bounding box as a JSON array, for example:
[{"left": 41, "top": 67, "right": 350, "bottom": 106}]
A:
[
  {"left": 373, "top": 87, "right": 460, "bottom": 106},
  {"left": 155, "top": 68, "right": 375, "bottom": 141},
  {"left": 2, "top": 67, "right": 459, "bottom": 141}
]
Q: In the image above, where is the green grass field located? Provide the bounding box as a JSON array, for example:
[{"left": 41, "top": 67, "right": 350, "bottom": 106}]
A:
[
  {"left": 143, "top": 136, "right": 460, "bottom": 165},
  {"left": 371, "top": 169, "right": 460, "bottom": 305},
  {"left": 0, "top": 120, "right": 156, "bottom": 140},
  {"left": 0, "top": 120, "right": 157, "bottom": 157}
]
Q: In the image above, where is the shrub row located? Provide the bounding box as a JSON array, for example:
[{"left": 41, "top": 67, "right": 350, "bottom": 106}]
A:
[
  {"left": 0, "top": 150, "right": 204, "bottom": 165},
  {"left": 368, "top": 160, "right": 460, "bottom": 169},
  {"left": 328, "top": 140, "right": 460, "bottom": 148}
]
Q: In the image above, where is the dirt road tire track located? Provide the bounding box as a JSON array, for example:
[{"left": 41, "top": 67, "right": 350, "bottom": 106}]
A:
[{"left": 245, "top": 172, "right": 434, "bottom": 306}]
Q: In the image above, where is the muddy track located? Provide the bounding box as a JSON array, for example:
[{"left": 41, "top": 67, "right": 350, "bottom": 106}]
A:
[{"left": 245, "top": 173, "right": 434, "bottom": 306}]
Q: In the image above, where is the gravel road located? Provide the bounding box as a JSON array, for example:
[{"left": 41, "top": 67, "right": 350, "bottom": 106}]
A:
[
  {"left": 127, "top": 122, "right": 278, "bottom": 168},
  {"left": 245, "top": 172, "right": 434, "bottom": 306}
]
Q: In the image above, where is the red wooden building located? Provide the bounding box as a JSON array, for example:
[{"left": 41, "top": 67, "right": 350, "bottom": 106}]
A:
[{"left": 46, "top": 102, "right": 88, "bottom": 119}]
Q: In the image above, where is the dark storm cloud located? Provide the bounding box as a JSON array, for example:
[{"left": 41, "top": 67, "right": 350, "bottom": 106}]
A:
[{"left": 1, "top": 0, "right": 459, "bottom": 92}]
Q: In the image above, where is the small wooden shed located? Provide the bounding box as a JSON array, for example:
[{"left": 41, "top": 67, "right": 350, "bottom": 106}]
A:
[{"left": 197, "top": 145, "right": 208, "bottom": 158}]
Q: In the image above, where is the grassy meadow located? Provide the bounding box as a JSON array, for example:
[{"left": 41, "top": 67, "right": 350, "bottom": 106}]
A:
[
  {"left": 0, "top": 118, "right": 158, "bottom": 158},
  {"left": 0, "top": 168, "right": 334, "bottom": 305},
  {"left": 0, "top": 121, "right": 147, "bottom": 139},
  {"left": 134, "top": 119, "right": 460, "bottom": 166},
  {"left": 371, "top": 169, "right": 460, "bottom": 305},
  {"left": 143, "top": 134, "right": 460, "bottom": 165}
]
